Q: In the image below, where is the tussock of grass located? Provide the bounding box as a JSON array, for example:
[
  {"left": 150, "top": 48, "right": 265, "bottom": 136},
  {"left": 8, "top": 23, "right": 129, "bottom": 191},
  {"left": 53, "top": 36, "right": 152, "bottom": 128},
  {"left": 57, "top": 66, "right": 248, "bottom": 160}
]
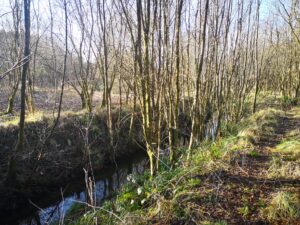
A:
[
  {"left": 220, "top": 108, "right": 283, "bottom": 164},
  {"left": 286, "top": 128, "right": 300, "bottom": 139},
  {"left": 291, "top": 107, "right": 300, "bottom": 118},
  {"left": 274, "top": 140, "right": 300, "bottom": 160},
  {"left": 268, "top": 156, "right": 300, "bottom": 179},
  {"left": 237, "top": 108, "right": 283, "bottom": 144},
  {"left": 268, "top": 124, "right": 300, "bottom": 179},
  {"left": 62, "top": 203, "right": 86, "bottom": 224},
  {"left": 262, "top": 191, "right": 300, "bottom": 223}
]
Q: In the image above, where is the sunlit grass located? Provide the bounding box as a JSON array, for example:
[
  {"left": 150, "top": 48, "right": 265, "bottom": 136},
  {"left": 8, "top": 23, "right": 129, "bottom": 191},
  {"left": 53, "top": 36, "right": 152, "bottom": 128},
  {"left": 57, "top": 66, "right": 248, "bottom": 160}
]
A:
[
  {"left": 0, "top": 109, "right": 88, "bottom": 127},
  {"left": 268, "top": 156, "right": 300, "bottom": 179},
  {"left": 246, "top": 91, "right": 282, "bottom": 111},
  {"left": 286, "top": 128, "right": 300, "bottom": 139},
  {"left": 291, "top": 106, "right": 300, "bottom": 119},
  {"left": 236, "top": 108, "right": 283, "bottom": 147},
  {"left": 261, "top": 191, "right": 300, "bottom": 223},
  {"left": 268, "top": 130, "right": 300, "bottom": 178},
  {"left": 0, "top": 111, "right": 46, "bottom": 127},
  {"left": 273, "top": 140, "right": 300, "bottom": 161},
  {"left": 70, "top": 105, "right": 293, "bottom": 224}
]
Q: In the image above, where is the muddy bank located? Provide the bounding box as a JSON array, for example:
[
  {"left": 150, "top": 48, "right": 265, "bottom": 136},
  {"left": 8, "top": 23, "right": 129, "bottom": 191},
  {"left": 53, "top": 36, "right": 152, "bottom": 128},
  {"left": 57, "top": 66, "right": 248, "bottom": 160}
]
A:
[{"left": 0, "top": 109, "right": 144, "bottom": 210}]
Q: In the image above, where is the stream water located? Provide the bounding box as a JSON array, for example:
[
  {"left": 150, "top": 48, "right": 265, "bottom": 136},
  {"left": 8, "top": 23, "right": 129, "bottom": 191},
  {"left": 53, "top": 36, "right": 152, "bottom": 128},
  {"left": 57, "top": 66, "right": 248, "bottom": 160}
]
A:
[{"left": 2, "top": 151, "right": 148, "bottom": 225}]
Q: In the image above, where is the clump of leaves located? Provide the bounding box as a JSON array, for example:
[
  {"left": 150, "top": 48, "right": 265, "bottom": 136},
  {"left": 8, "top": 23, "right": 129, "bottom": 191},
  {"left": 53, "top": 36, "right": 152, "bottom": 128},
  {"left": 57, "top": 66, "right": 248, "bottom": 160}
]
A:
[{"left": 262, "top": 191, "right": 300, "bottom": 223}]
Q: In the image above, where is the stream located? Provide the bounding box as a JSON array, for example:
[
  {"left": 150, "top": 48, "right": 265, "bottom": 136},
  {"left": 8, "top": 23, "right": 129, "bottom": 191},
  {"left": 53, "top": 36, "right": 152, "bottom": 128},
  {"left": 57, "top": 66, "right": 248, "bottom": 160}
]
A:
[{"left": 2, "top": 151, "right": 148, "bottom": 225}]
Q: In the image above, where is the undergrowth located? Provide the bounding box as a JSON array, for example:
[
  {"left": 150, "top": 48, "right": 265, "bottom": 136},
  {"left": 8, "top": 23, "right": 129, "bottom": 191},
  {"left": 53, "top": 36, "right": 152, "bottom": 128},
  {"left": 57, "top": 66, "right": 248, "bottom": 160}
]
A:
[
  {"left": 237, "top": 108, "right": 282, "bottom": 144},
  {"left": 261, "top": 191, "right": 300, "bottom": 224},
  {"left": 268, "top": 125, "right": 300, "bottom": 178},
  {"left": 70, "top": 106, "right": 300, "bottom": 225}
]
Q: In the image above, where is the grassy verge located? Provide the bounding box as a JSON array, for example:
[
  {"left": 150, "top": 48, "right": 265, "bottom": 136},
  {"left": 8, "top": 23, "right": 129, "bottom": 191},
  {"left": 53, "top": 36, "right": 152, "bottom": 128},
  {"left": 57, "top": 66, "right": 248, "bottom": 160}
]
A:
[
  {"left": 261, "top": 191, "right": 300, "bottom": 224},
  {"left": 267, "top": 108, "right": 300, "bottom": 180},
  {"left": 64, "top": 106, "right": 291, "bottom": 225}
]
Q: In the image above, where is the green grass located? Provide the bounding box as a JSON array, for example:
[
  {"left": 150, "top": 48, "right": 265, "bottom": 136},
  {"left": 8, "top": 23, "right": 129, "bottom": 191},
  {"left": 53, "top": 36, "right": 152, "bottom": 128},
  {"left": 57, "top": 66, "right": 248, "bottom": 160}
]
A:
[
  {"left": 248, "top": 150, "right": 260, "bottom": 157},
  {"left": 268, "top": 156, "right": 300, "bottom": 179},
  {"left": 70, "top": 134, "right": 243, "bottom": 224},
  {"left": 268, "top": 131, "right": 300, "bottom": 179},
  {"left": 237, "top": 108, "right": 283, "bottom": 144},
  {"left": 238, "top": 205, "right": 250, "bottom": 218},
  {"left": 59, "top": 203, "right": 86, "bottom": 225},
  {"left": 261, "top": 191, "right": 300, "bottom": 223},
  {"left": 70, "top": 104, "right": 290, "bottom": 224},
  {"left": 0, "top": 110, "right": 88, "bottom": 127},
  {"left": 274, "top": 140, "right": 300, "bottom": 160},
  {"left": 0, "top": 111, "right": 46, "bottom": 127}
]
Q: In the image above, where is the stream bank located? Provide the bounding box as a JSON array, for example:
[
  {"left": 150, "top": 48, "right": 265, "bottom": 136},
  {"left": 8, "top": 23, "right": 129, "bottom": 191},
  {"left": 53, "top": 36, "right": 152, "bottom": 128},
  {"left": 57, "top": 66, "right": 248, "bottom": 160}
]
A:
[
  {"left": 1, "top": 150, "right": 148, "bottom": 225},
  {"left": 0, "top": 109, "right": 144, "bottom": 212}
]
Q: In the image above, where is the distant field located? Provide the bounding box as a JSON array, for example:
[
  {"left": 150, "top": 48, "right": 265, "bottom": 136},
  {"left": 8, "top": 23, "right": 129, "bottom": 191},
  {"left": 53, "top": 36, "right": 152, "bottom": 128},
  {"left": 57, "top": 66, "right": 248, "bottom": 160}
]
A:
[{"left": 0, "top": 86, "right": 128, "bottom": 113}]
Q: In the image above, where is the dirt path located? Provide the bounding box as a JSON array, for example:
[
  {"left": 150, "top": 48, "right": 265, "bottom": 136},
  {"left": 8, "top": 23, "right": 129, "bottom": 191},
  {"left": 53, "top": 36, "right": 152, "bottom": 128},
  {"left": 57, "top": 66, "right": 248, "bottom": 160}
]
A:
[{"left": 194, "top": 109, "right": 300, "bottom": 224}]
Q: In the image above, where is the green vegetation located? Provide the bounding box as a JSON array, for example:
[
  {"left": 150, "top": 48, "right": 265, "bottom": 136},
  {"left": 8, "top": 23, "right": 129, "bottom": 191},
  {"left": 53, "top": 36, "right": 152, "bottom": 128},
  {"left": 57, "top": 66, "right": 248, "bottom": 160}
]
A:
[
  {"left": 1, "top": 0, "right": 300, "bottom": 222},
  {"left": 0, "top": 110, "right": 87, "bottom": 127},
  {"left": 267, "top": 122, "right": 300, "bottom": 179},
  {"left": 67, "top": 106, "right": 300, "bottom": 224},
  {"left": 238, "top": 108, "right": 283, "bottom": 143},
  {"left": 274, "top": 140, "right": 300, "bottom": 160},
  {"left": 261, "top": 191, "right": 300, "bottom": 224},
  {"left": 268, "top": 156, "right": 300, "bottom": 179},
  {"left": 282, "top": 96, "right": 298, "bottom": 109}
]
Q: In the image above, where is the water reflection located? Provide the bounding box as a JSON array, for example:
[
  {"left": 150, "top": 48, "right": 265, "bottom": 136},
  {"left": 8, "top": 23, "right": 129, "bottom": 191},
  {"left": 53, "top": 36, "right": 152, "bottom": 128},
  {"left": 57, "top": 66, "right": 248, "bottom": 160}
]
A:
[{"left": 16, "top": 153, "right": 147, "bottom": 225}]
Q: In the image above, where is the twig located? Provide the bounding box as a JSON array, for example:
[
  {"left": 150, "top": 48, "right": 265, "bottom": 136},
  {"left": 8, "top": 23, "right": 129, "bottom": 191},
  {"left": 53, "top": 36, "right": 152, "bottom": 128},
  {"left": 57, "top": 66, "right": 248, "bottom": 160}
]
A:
[
  {"left": 28, "top": 199, "right": 46, "bottom": 213},
  {"left": 72, "top": 200, "right": 126, "bottom": 224}
]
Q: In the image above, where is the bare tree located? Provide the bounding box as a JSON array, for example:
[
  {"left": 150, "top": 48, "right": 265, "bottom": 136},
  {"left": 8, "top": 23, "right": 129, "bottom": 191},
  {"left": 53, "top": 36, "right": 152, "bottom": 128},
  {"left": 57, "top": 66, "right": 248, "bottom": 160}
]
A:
[{"left": 7, "top": 0, "right": 31, "bottom": 185}]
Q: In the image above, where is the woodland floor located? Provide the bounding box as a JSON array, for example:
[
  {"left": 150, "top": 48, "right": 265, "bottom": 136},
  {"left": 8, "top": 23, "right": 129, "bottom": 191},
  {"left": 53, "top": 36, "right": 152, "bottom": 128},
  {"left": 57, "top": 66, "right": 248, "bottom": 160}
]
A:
[
  {"left": 0, "top": 87, "right": 129, "bottom": 126},
  {"left": 176, "top": 108, "right": 300, "bottom": 224},
  {"left": 0, "top": 86, "right": 126, "bottom": 114}
]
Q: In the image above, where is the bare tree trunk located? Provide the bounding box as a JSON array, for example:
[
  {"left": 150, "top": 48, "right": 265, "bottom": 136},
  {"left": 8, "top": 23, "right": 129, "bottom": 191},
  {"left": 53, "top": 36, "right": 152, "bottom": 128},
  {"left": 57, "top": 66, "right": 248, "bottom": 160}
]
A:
[
  {"left": 7, "top": 0, "right": 31, "bottom": 186},
  {"left": 253, "top": 0, "right": 262, "bottom": 113},
  {"left": 188, "top": 0, "right": 210, "bottom": 157},
  {"left": 172, "top": 0, "right": 184, "bottom": 163}
]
